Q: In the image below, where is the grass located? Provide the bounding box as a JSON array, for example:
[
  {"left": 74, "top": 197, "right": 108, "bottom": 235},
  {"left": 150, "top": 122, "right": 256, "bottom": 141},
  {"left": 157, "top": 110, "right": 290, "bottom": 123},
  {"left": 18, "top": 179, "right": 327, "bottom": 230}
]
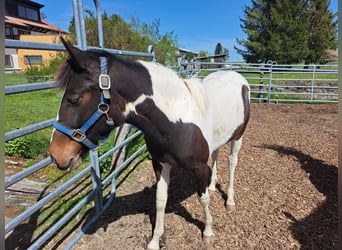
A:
[
  {"left": 5, "top": 73, "right": 62, "bottom": 160},
  {"left": 4, "top": 73, "right": 149, "bottom": 248},
  {"left": 5, "top": 72, "right": 61, "bottom": 130},
  {"left": 4, "top": 73, "right": 30, "bottom": 86},
  {"left": 5, "top": 89, "right": 62, "bottom": 130}
]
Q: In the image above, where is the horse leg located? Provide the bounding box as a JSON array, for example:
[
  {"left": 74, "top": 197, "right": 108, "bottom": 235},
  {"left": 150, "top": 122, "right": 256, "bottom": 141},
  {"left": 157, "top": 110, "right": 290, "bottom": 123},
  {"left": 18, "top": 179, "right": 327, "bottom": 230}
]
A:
[
  {"left": 196, "top": 163, "right": 214, "bottom": 238},
  {"left": 226, "top": 137, "right": 242, "bottom": 209},
  {"left": 152, "top": 159, "right": 162, "bottom": 182},
  {"left": 147, "top": 162, "right": 171, "bottom": 250},
  {"left": 208, "top": 150, "right": 218, "bottom": 191}
]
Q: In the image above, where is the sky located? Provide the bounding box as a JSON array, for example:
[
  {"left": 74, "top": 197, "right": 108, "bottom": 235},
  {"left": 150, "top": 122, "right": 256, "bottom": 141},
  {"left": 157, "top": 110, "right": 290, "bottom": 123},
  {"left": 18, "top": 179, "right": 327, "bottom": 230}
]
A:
[{"left": 39, "top": 0, "right": 338, "bottom": 61}]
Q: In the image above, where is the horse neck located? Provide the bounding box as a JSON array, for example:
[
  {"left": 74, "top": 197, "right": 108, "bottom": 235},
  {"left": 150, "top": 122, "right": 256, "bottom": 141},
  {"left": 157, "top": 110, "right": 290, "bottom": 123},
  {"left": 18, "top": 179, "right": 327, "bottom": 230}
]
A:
[
  {"left": 109, "top": 59, "right": 153, "bottom": 103},
  {"left": 105, "top": 59, "right": 152, "bottom": 127}
]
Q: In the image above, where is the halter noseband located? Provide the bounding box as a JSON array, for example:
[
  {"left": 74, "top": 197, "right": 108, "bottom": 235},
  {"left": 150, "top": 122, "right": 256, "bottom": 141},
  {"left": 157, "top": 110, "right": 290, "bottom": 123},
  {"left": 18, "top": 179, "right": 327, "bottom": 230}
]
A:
[{"left": 53, "top": 57, "right": 114, "bottom": 149}]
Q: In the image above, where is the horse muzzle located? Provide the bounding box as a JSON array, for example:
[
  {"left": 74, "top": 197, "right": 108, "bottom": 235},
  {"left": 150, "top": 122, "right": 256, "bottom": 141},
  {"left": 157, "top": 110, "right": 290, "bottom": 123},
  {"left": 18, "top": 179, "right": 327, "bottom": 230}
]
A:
[{"left": 49, "top": 130, "right": 84, "bottom": 170}]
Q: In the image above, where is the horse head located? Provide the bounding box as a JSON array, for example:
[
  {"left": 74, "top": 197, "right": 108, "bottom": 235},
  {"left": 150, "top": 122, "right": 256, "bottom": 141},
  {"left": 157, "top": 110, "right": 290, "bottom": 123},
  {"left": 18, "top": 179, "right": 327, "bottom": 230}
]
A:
[{"left": 49, "top": 38, "right": 125, "bottom": 170}]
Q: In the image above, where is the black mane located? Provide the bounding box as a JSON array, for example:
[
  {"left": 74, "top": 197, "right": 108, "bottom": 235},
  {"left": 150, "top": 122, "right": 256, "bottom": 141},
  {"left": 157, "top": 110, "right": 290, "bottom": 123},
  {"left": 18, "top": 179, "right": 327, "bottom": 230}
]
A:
[{"left": 56, "top": 48, "right": 143, "bottom": 89}]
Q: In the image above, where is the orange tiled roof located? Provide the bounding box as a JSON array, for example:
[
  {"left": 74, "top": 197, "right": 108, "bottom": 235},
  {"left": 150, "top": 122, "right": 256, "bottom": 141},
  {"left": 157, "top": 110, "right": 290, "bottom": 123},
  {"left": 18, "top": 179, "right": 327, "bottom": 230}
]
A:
[{"left": 5, "top": 15, "right": 66, "bottom": 33}]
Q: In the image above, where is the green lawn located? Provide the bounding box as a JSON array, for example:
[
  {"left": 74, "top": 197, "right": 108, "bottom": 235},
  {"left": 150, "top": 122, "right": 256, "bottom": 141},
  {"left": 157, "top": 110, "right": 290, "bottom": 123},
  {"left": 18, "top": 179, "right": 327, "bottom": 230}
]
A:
[
  {"left": 4, "top": 73, "right": 29, "bottom": 86},
  {"left": 5, "top": 68, "right": 337, "bottom": 158},
  {"left": 5, "top": 73, "right": 62, "bottom": 158}
]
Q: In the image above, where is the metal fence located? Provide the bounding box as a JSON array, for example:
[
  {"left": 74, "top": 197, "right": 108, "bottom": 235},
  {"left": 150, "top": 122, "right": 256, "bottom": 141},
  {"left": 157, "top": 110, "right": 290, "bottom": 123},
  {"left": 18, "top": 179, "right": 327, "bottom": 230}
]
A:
[
  {"left": 5, "top": 0, "right": 339, "bottom": 248},
  {"left": 177, "top": 61, "right": 338, "bottom": 103},
  {"left": 5, "top": 0, "right": 154, "bottom": 249}
]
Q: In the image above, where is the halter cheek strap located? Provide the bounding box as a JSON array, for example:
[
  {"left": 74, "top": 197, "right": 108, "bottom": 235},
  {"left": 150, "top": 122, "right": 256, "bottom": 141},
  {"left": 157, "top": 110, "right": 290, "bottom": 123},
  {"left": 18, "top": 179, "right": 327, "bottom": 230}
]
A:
[
  {"left": 53, "top": 92, "right": 114, "bottom": 149},
  {"left": 53, "top": 57, "right": 115, "bottom": 149}
]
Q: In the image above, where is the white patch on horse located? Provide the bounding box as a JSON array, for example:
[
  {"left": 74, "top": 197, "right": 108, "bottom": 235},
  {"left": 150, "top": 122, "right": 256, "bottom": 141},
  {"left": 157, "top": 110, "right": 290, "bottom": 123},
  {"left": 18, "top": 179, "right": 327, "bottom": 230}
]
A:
[
  {"left": 147, "top": 163, "right": 171, "bottom": 250},
  {"left": 183, "top": 78, "right": 208, "bottom": 115},
  {"left": 138, "top": 61, "right": 211, "bottom": 128},
  {"left": 50, "top": 89, "right": 65, "bottom": 143},
  {"left": 139, "top": 61, "right": 249, "bottom": 156},
  {"left": 122, "top": 94, "right": 148, "bottom": 117}
]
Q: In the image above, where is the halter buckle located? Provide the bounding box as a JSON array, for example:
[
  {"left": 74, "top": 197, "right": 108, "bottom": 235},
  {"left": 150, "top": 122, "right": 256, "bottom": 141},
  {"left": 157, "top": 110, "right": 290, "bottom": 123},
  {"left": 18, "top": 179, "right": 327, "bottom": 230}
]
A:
[
  {"left": 99, "top": 74, "right": 111, "bottom": 90},
  {"left": 72, "top": 129, "right": 86, "bottom": 142}
]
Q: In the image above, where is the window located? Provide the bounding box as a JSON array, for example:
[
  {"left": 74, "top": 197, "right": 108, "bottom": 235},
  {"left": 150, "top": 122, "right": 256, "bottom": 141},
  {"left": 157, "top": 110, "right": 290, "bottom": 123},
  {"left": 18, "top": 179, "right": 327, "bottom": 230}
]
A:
[
  {"left": 18, "top": 29, "right": 30, "bottom": 35},
  {"left": 18, "top": 5, "right": 26, "bottom": 18},
  {"left": 26, "top": 8, "right": 39, "bottom": 21},
  {"left": 17, "top": 4, "right": 40, "bottom": 22},
  {"left": 24, "top": 55, "right": 43, "bottom": 65},
  {"left": 5, "top": 27, "right": 12, "bottom": 36},
  {"left": 5, "top": 55, "right": 13, "bottom": 67}
]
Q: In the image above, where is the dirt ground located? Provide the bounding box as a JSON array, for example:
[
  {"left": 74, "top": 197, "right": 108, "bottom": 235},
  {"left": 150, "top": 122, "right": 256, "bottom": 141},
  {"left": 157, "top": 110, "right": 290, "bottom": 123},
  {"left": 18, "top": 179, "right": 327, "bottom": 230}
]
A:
[
  {"left": 60, "top": 103, "right": 337, "bottom": 250},
  {"left": 7, "top": 103, "right": 339, "bottom": 249}
]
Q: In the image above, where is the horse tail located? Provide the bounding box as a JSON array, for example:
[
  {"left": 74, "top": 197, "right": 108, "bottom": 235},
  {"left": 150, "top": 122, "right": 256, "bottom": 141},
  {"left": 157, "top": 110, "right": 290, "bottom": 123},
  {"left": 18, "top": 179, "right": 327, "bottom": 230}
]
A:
[{"left": 242, "top": 84, "right": 250, "bottom": 125}]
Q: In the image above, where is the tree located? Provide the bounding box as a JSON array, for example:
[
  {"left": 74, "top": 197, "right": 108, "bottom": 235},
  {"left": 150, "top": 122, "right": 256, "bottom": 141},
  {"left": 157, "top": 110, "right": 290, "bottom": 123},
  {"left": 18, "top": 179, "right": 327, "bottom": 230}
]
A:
[
  {"left": 214, "top": 43, "right": 223, "bottom": 55},
  {"left": 67, "top": 12, "right": 179, "bottom": 65},
  {"left": 305, "top": 0, "right": 337, "bottom": 64},
  {"left": 214, "top": 42, "right": 229, "bottom": 62},
  {"left": 130, "top": 18, "right": 179, "bottom": 65},
  {"left": 235, "top": 0, "right": 275, "bottom": 63},
  {"left": 236, "top": 0, "right": 337, "bottom": 64},
  {"left": 267, "top": 0, "right": 309, "bottom": 63}
]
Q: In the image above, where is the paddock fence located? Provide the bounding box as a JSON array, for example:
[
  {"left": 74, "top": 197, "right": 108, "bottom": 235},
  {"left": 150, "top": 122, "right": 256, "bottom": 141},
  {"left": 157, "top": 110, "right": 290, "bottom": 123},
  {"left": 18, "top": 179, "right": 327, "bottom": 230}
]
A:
[
  {"left": 176, "top": 60, "right": 338, "bottom": 103},
  {"left": 4, "top": 0, "right": 338, "bottom": 249},
  {"left": 4, "top": 0, "right": 154, "bottom": 249}
]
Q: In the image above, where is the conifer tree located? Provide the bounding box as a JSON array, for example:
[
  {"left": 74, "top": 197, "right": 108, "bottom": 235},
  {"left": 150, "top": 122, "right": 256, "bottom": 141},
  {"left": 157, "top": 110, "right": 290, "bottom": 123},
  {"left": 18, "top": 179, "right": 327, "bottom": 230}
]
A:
[
  {"left": 235, "top": 0, "right": 275, "bottom": 63},
  {"left": 236, "top": 0, "right": 337, "bottom": 64},
  {"left": 215, "top": 43, "right": 223, "bottom": 55},
  {"left": 267, "top": 0, "right": 309, "bottom": 64},
  {"left": 305, "top": 0, "right": 337, "bottom": 64}
]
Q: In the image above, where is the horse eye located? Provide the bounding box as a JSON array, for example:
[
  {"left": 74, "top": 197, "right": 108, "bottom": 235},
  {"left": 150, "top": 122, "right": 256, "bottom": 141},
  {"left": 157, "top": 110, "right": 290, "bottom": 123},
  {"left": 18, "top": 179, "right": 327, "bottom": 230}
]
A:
[{"left": 68, "top": 96, "right": 81, "bottom": 105}]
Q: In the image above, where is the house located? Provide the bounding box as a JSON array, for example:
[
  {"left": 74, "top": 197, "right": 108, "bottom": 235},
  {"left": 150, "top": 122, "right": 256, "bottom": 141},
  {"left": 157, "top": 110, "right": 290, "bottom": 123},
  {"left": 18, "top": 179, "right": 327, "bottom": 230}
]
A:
[
  {"left": 195, "top": 53, "right": 228, "bottom": 68},
  {"left": 176, "top": 47, "right": 199, "bottom": 59},
  {"left": 5, "top": 0, "right": 66, "bottom": 72}
]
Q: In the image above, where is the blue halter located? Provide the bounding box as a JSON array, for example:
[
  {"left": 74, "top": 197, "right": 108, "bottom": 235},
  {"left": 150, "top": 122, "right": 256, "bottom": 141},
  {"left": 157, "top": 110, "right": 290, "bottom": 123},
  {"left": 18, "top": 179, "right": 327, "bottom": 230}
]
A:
[{"left": 53, "top": 57, "right": 114, "bottom": 149}]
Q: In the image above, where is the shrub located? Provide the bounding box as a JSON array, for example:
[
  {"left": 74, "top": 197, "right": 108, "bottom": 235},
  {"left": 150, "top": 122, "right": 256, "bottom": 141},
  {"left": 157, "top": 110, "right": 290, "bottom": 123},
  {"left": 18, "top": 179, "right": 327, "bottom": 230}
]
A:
[
  {"left": 5, "top": 137, "right": 33, "bottom": 158},
  {"left": 24, "top": 52, "right": 66, "bottom": 82},
  {"left": 5, "top": 135, "right": 48, "bottom": 159}
]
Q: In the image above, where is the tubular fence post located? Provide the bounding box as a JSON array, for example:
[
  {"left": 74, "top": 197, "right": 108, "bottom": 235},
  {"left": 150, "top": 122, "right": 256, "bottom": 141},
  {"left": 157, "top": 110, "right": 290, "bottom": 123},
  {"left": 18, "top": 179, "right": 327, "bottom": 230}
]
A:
[
  {"left": 310, "top": 64, "right": 316, "bottom": 102},
  {"left": 259, "top": 70, "right": 264, "bottom": 102},
  {"left": 73, "top": 0, "right": 87, "bottom": 49},
  {"left": 89, "top": 148, "right": 103, "bottom": 215},
  {"left": 94, "top": 0, "right": 104, "bottom": 48},
  {"left": 177, "top": 57, "right": 182, "bottom": 76},
  {"left": 267, "top": 63, "right": 273, "bottom": 103},
  {"left": 148, "top": 45, "right": 156, "bottom": 62}
]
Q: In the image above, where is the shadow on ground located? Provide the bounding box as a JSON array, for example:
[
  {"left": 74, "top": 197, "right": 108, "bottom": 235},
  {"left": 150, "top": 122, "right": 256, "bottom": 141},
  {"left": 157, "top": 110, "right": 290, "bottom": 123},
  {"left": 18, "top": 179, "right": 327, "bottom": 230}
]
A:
[{"left": 264, "top": 145, "right": 338, "bottom": 249}]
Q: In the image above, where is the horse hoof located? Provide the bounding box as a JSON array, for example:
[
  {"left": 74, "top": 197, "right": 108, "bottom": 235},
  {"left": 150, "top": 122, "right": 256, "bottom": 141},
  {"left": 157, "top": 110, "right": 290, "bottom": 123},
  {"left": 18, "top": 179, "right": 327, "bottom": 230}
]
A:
[
  {"left": 147, "top": 240, "right": 159, "bottom": 250},
  {"left": 203, "top": 228, "right": 214, "bottom": 238},
  {"left": 147, "top": 245, "right": 159, "bottom": 250},
  {"left": 203, "top": 235, "right": 214, "bottom": 245},
  {"left": 226, "top": 204, "right": 236, "bottom": 212}
]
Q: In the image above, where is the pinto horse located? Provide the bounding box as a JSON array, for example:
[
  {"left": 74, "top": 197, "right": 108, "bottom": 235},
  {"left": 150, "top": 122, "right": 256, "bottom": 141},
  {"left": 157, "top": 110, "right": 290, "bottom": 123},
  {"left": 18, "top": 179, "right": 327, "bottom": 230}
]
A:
[{"left": 49, "top": 38, "right": 250, "bottom": 249}]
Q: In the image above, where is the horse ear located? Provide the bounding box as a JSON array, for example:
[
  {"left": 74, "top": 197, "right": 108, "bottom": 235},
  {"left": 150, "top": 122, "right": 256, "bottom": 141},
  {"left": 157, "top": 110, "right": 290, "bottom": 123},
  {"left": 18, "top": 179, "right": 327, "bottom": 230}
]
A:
[{"left": 60, "top": 36, "right": 93, "bottom": 72}]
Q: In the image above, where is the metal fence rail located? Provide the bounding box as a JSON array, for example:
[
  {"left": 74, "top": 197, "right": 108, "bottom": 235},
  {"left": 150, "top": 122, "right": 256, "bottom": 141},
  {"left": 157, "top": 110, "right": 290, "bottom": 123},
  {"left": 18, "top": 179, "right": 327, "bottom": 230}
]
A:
[
  {"left": 5, "top": 0, "right": 338, "bottom": 248},
  {"left": 5, "top": 0, "right": 154, "bottom": 249},
  {"left": 177, "top": 61, "right": 338, "bottom": 103}
]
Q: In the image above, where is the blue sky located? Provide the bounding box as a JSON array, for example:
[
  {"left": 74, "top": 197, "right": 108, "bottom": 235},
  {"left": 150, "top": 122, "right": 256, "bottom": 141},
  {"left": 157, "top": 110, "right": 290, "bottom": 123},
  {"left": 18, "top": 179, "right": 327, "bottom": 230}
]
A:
[{"left": 39, "top": 0, "right": 338, "bottom": 61}]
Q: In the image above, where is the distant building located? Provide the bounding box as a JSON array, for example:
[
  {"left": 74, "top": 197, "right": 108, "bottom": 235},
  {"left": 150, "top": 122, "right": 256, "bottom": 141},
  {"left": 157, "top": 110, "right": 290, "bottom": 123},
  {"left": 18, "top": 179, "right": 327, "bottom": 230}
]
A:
[
  {"left": 176, "top": 48, "right": 199, "bottom": 59},
  {"left": 5, "top": 0, "right": 67, "bottom": 72},
  {"left": 195, "top": 53, "right": 228, "bottom": 68}
]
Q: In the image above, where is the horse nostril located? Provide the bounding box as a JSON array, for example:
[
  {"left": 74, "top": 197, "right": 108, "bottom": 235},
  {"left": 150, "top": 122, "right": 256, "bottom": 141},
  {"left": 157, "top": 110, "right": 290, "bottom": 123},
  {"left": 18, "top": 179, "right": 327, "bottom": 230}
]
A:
[{"left": 50, "top": 156, "right": 59, "bottom": 168}]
